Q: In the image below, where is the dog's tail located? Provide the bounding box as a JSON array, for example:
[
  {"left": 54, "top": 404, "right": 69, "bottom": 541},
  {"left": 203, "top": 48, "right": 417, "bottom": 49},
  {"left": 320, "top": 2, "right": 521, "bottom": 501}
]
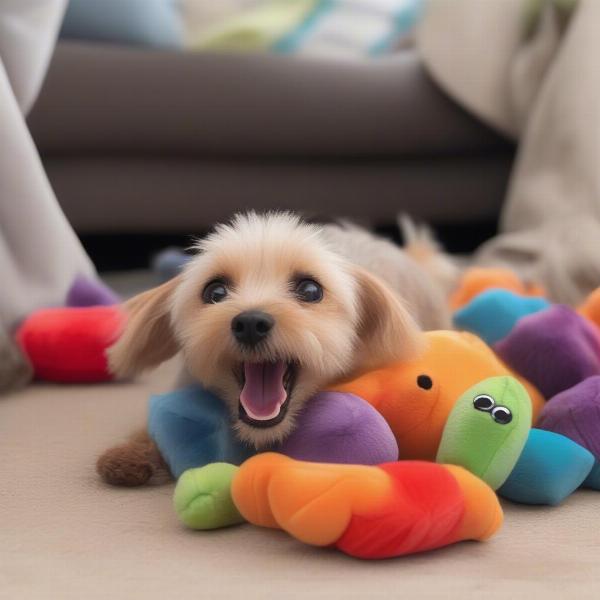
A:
[{"left": 398, "top": 214, "right": 461, "bottom": 295}]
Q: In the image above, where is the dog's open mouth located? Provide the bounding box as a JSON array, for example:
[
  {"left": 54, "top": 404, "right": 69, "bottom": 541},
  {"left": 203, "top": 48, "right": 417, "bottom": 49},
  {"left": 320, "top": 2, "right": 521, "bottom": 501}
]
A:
[{"left": 237, "top": 361, "right": 296, "bottom": 428}]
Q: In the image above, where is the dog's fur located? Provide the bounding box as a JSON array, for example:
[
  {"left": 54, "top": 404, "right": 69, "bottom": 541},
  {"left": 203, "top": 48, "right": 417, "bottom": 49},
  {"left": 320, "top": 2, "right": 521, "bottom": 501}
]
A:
[{"left": 97, "top": 212, "right": 454, "bottom": 486}]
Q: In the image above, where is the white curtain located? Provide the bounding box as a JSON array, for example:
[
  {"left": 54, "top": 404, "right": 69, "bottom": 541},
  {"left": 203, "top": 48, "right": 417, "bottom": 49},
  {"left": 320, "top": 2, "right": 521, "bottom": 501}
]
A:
[{"left": 0, "top": 0, "right": 95, "bottom": 331}]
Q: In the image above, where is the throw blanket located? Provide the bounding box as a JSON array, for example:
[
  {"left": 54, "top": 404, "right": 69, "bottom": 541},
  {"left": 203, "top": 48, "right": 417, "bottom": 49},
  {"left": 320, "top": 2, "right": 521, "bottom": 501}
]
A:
[
  {"left": 188, "top": 0, "right": 423, "bottom": 57},
  {"left": 418, "top": 0, "right": 600, "bottom": 305}
]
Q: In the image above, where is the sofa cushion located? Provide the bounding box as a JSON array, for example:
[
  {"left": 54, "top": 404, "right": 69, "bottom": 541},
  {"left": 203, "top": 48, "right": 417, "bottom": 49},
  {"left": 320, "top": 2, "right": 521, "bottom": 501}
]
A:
[{"left": 28, "top": 41, "right": 511, "bottom": 159}]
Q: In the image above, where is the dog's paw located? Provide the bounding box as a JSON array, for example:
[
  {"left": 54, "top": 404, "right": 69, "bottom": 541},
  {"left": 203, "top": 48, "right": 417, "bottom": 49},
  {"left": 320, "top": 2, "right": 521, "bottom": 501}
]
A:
[
  {"left": 174, "top": 463, "right": 244, "bottom": 530},
  {"left": 96, "top": 443, "right": 156, "bottom": 487}
]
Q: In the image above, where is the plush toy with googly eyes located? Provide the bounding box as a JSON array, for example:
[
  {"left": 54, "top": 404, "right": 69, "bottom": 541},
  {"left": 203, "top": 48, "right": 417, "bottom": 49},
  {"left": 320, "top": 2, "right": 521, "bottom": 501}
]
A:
[{"left": 436, "top": 376, "right": 532, "bottom": 490}]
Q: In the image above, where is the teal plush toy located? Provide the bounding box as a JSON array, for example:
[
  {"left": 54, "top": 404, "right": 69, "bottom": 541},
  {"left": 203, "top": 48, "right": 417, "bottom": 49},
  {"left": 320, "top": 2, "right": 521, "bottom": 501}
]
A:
[
  {"left": 499, "top": 429, "right": 595, "bottom": 505},
  {"left": 453, "top": 288, "right": 551, "bottom": 345}
]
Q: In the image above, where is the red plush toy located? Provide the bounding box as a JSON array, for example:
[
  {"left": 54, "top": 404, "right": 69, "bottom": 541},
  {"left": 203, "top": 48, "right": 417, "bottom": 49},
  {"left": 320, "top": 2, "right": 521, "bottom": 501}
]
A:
[{"left": 16, "top": 306, "right": 124, "bottom": 382}]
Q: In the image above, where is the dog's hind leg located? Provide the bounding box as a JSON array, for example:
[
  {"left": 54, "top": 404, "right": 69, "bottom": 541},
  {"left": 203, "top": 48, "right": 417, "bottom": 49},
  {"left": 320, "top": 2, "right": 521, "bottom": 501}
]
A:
[{"left": 96, "top": 429, "right": 171, "bottom": 487}]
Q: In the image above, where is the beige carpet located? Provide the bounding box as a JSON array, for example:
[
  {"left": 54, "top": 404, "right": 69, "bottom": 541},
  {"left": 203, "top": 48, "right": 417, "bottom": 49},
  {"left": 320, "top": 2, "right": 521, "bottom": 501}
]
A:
[{"left": 2, "top": 359, "right": 600, "bottom": 599}]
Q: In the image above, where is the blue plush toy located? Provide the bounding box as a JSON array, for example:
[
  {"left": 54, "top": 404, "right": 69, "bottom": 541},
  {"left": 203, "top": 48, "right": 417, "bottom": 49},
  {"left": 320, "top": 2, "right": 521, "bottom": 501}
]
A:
[
  {"left": 149, "top": 386, "right": 253, "bottom": 478},
  {"left": 499, "top": 429, "right": 595, "bottom": 505},
  {"left": 453, "top": 288, "right": 551, "bottom": 345}
]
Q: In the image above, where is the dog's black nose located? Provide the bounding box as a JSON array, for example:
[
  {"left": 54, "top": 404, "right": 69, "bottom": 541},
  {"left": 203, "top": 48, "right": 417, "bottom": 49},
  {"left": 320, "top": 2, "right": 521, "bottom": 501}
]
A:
[{"left": 231, "top": 311, "right": 274, "bottom": 347}]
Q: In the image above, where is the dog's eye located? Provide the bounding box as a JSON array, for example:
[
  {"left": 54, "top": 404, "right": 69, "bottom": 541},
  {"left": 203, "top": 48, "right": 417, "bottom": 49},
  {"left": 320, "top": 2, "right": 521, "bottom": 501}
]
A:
[
  {"left": 295, "top": 279, "right": 323, "bottom": 303},
  {"left": 202, "top": 280, "right": 228, "bottom": 304}
]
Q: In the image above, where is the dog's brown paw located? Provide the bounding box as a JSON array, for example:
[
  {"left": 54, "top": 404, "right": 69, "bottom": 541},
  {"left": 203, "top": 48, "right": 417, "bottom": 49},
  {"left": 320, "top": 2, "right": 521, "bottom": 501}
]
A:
[{"left": 96, "top": 443, "right": 157, "bottom": 487}]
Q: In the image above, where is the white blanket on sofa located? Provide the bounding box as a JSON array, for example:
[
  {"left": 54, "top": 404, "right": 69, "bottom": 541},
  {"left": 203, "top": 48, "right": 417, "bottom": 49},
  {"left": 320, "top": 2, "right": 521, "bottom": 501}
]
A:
[
  {"left": 419, "top": 0, "right": 600, "bottom": 305},
  {"left": 0, "top": 0, "right": 95, "bottom": 389}
]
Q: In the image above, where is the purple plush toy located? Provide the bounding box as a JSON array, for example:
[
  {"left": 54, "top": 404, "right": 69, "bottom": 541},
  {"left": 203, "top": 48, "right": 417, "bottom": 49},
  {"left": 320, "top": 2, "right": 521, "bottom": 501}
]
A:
[
  {"left": 279, "top": 391, "right": 399, "bottom": 465},
  {"left": 495, "top": 306, "right": 600, "bottom": 399},
  {"left": 537, "top": 376, "right": 600, "bottom": 459},
  {"left": 66, "top": 274, "right": 121, "bottom": 307}
]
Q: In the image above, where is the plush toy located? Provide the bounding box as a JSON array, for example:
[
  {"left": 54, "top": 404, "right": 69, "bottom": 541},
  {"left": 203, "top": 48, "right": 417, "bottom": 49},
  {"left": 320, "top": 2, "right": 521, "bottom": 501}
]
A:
[
  {"left": 14, "top": 274, "right": 121, "bottom": 382},
  {"left": 537, "top": 376, "right": 600, "bottom": 490},
  {"left": 436, "top": 376, "right": 531, "bottom": 489},
  {"left": 450, "top": 285, "right": 600, "bottom": 502},
  {"left": 495, "top": 305, "right": 600, "bottom": 399},
  {"left": 453, "top": 289, "right": 550, "bottom": 345},
  {"left": 578, "top": 286, "right": 600, "bottom": 329},
  {"left": 66, "top": 274, "right": 121, "bottom": 307},
  {"left": 332, "top": 330, "right": 544, "bottom": 461},
  {"left": 168, "top": 389, "right": 402, "bottom": 533},
  {"left": 498, "top": 428, "right": 595, "bottom": 505},
  {"left": 171, "top": 321, "right": 600, "bottom": 534},
  {"left": 174, "top": 374, "right": 531, "bottom": 558},
  {"left": 16, "top": 305, "right": 124, "bottom": 382},
  {"left": 449, "top": 267, "right": 545, "bottom": 310},
  {"left": 151, "top": 387, "right": 398, "bottom": 481},
  {"left": 230, "top": 454, "right": 502, "bottom": 559}
]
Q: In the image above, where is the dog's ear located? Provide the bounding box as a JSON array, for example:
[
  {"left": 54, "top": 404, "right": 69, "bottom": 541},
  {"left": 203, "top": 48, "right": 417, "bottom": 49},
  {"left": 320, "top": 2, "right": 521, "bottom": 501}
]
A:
[
  {"left": 108, "top": 276, "right": 182, "bottom": 378},
  {"left": 351, "top": 266, "right": 425, "bottom": 373}
]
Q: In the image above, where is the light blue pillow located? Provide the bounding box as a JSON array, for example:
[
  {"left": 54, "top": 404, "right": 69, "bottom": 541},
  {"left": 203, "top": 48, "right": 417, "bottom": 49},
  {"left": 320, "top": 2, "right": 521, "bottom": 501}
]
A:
[{"left": 61, "top": 0, "right": 184, "bottom": 49}]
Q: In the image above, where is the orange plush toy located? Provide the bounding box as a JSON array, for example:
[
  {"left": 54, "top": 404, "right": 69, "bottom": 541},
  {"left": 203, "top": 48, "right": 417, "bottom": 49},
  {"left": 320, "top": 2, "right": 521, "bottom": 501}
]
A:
[
  {"left": 578, "top": 287, "right": 600, "bottom": 329},
  {"left": 450, "top": 267, "right": 546, "bottom": 310},
  {"left": 232, "top": 454, "right": 502, "bottom": 559},
  {"left": 333, "top": 330, "right": 544, "bottom": 461}
]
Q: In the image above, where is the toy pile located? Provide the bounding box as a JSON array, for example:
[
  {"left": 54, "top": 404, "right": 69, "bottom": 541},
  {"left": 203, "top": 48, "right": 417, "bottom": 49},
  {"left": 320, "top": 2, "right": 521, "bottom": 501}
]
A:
[{"left": 13, "top": 266, "right": 600, "bottom": 559}]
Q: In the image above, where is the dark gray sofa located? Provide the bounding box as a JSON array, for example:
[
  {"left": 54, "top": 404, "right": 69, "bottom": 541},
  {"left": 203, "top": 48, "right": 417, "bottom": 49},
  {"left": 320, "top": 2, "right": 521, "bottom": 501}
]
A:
[{"left": 28, "top": 41, "right": 514, "bottom": 233}]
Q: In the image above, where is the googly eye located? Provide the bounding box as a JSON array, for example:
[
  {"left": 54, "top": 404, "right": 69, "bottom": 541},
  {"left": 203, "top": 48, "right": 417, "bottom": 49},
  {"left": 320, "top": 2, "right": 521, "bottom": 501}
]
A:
[
  {"left": 473, "top": 394, "right": 494, "bottom": 412},
  {"left": 417, "top": 375, "right": 433, "bottom": 390},
  {"left": 492, "top": 406, "right": 513, "bottom": 425}
]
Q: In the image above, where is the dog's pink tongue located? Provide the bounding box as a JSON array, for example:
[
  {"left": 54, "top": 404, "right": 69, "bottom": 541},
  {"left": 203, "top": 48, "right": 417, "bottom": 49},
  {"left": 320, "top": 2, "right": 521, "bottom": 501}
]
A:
[{"left": 240, "top": 361, "right": 287, "bottom": 421}]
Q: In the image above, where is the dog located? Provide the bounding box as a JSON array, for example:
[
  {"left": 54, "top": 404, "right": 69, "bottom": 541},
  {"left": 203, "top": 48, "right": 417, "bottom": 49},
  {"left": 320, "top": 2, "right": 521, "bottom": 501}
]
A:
[{"left": 97, "top": 212, "right": 455, "bottom": 486}]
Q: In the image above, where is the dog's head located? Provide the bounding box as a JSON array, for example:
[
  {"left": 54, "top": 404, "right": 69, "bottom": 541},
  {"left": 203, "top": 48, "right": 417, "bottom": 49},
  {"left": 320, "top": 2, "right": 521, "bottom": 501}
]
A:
[{"left": 108, "top": 212, "right": 424, "bottom": 446}]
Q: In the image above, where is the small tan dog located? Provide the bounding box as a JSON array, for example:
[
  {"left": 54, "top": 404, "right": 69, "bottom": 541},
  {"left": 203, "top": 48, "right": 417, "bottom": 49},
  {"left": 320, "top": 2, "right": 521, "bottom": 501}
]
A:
[{"left": 98, "top": 212, "right": 454, "bottom": 486}]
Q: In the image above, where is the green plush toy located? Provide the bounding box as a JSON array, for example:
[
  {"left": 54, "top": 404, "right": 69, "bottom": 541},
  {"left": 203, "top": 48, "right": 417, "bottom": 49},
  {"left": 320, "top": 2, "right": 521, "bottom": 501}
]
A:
[
  {"left": 174, "top": 463, "right": 243, "bottom": 530},
  {"left": 436, "top": 376, "right": 532, "bottom": 489}
]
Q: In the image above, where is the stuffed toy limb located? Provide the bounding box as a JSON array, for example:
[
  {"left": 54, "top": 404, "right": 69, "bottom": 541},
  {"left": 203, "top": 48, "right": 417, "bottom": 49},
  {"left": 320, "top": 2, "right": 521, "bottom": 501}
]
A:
[{"left": 230, "top": 454, "right": 502, "bottom": 560}]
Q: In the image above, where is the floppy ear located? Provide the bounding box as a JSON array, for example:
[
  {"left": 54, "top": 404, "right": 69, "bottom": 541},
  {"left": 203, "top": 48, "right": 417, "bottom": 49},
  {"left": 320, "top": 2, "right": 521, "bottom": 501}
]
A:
[
  {"left": 108, "top": 276, "right": 182, "bottom": 378},
  {"left": 351, "top": 266, "right": 425, "bottom": 373}
]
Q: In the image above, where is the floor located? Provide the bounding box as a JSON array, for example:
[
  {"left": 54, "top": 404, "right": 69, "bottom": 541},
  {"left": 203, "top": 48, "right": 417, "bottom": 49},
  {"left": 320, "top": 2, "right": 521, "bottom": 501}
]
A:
[{"left": 2, "top": 273, "right": 600, "bottom": 598}]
